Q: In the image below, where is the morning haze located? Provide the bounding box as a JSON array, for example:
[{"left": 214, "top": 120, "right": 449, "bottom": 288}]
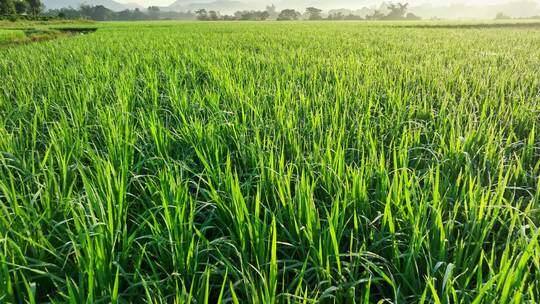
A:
[{"left": 44, "top": 0, "right": 540, "bottom": 19}]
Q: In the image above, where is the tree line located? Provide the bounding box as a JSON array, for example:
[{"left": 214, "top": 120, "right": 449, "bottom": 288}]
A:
[
  {"left": 0, "top": 0, "right": 43, "bottom": 19},
  {"left": 2, "top": 1, "right": 193, "bottom": 21},
  {"left": 47, "top": 6, "right": 194, "bottom": 21},
  {"left": 1, "top": 1, "right": 421, "bottom": 22},
  {"left": 195, "top": 3, "right": 420, "bottom": 21}
]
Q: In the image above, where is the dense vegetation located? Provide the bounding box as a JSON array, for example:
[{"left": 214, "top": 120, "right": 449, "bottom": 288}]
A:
[
  {"left": 47, "top": 5, "right": 195, "bottom": 22},
  {"left": 0, "top": 0, "right": 42, "bottom": 18},
  {"left": 43, "top": 3, "right": 420, "bottom": 22},
  {"left": 0, "top": 28, "right": 24, "bottom": 42},
  {"left": 0, "top": 21, "right": 539, "bottom": 303}
]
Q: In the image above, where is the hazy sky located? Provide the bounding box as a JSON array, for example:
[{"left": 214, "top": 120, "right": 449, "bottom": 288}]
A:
[{"left": 114, "top": 0, "right": 534, "bottom": 9}]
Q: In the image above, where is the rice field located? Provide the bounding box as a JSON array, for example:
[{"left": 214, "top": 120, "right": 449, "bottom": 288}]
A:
[
  {"left": 0, "top": 21, "right": 539, "bottom": 303},
  {"left": 0, "top": 29, "right": 26, "bottom": 44}
]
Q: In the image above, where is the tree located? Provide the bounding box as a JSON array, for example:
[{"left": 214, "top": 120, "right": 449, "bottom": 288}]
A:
[
  {"left": 208, "top": 10, "right": 219, "bottom": 20},
  {"left": 195, "top": 8, "right": 208, "bottom": 20},
  {"left": 51, "top": 5, "right": 195, "bottom": 21},
  {"left": 0, "top": 0, "right": 16, "bottom": 15},
  {"left": 51, "top": 7, "right": 83, "bottom": 19},
  {"left": 366, "top": 10, "right": 385, "bottom": 20},
  {"left": 93, "top": 5, "right": 112, "bottom": 20},
  {"left": 260, "top": 11, "right": 270, "bottom": 20},
  {"left": 405, "top": 12, "right": 420, "bottom": 20},
  {"left": 305, "top": 7, "right": 323, "bottom": 20},
  {"left": 328, "top": 12, "right": 344, "bottom": 20},
  {"left": 344, "top": 13, "right": 363, "bottom": 20},
  {"left": 116, "top": 9, "right": 134, "bottom": 20},
  {"left": 234, "top": 10, "right": 245, "bottom": 19},
  {"left": 132, "top": 8, "right": 145, "bottom": 20},
  {"left": 265, "top": 4, "right": 277, "bottom": 18},
  {"left": 235, "top": 10, "right": 270, "bottom": 21},
  {"left": 14, "top": 0, "right": 29, "bottom": 14},
  {"left": 147, "top": 6, "right": 160, "bottom": 19},
  {"left": 365, "top": 3, "right": 416, "bottom": 20},
  {"left": 277, "top": 9, "right": 300, "bottom": 20},
  {"left": 80, "top": 4, "right": 112, "bottom": 21},
  {"left": 27, "top": 0, "right": 43, "bottom": 17},
  {"left": 495, "top": 12, "right": 510, "bottom": 20},
  {"left": 385, "top": 2, "right": 408, "bottom": 19}
]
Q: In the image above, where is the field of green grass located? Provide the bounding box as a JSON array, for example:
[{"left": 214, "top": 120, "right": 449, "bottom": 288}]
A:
[
  {"left": 0, "top": 29, "right": 26, "bottom": 44},
  {"left": 1, "top": 21, "right": 539, "bottom": 303}
]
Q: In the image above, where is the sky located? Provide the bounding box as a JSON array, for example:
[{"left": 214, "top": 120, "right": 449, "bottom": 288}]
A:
[{"left": 113, "top": 0, "right": 523, "bottom": 8}]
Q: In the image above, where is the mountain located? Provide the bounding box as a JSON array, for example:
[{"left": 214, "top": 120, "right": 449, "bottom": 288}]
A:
[{"left": 43, "top": 0, "right": 143, "bottom": 11}]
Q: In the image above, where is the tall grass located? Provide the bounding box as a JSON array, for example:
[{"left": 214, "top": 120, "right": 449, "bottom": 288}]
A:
[{"left": 0, "top": 22, "right": 539, "bottom": 303}]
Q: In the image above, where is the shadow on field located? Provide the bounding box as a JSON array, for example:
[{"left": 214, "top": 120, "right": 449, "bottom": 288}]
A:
[{"left": 53, "top": 27, "right": 98, "bottom": 33}]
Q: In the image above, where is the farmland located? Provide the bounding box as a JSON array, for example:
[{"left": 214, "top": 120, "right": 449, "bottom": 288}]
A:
[
  {"left": 0, "top": 21, "right": 539, "bottom": 303},
  {"left": 0, "top": 29, "right": 25, "bottom": 44}
]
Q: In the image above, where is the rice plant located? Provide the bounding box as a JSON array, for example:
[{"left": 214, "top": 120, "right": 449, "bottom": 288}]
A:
[
  {"left": 0, "top": 29, "right": 26, "bottom": 44},
  {"left": 0, "top": 21, "right": 539, "bottom": 303}
]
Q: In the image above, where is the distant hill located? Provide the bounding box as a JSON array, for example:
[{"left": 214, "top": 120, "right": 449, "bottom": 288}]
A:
[{"left": 43, "top": 0, "right": 143, "bottom": 11}]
